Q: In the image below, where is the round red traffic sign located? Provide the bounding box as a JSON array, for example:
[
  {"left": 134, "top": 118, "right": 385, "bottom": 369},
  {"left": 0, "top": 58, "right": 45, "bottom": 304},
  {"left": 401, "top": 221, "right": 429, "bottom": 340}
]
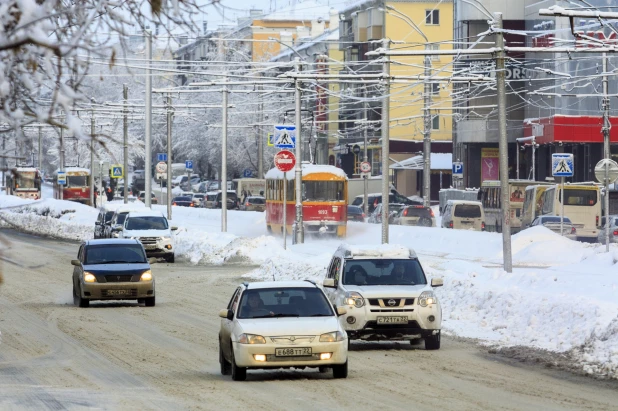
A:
[
  {"left": 155, "top": 161, "right": 167, "bottom": 173},
  {"left": 274, "top": 150, "right": 296, "bottom": 172},
  {"left": 360, "top": 161, "right": 371, "bottom": 173}
]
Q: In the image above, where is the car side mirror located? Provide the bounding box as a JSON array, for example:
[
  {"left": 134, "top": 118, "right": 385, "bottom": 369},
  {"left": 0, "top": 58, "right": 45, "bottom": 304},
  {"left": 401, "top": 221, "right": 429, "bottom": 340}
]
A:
[
  {"left": 70, "top": 259, "right": 81, "bottom": 266},
  {"left": 219, "top": 309, "right": 234, "bottom": 320},
  {"left": 336, "top": 306, "right": 347, "bottom": 316},
  {"left": 95, "top": 221, "right": 101, "bottom": 226},
  {"left": 323, "top": 278, "right": 336, "bottom": 288},
  {"left": 431, "top": 278, "right": 444, "bottom": 287},
  {"left": 171, "top": 226, "right": 178, "bottom": 231}
]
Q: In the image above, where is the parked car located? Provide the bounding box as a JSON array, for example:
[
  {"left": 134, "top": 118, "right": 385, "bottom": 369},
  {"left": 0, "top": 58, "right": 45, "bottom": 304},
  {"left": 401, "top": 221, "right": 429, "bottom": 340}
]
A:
[
  {"left": 368, "top": 203, "right": 405, "bottom": 224},
  {"left": 218, "top": 280, "right": 349, "bottom": 381},
  {"left": 138, "top": 191, "right": 158, "bottom": 204},
  {"left": 598, "top": 215, "right": 618, "bottom": 244},
  {"left": 104, "top": 204, "right": 144, "bottom": 238},
  {"left": 71, "top": 239, "right": 155, "bottom": 307},
  {"left": 94, "top": 206, "right": 116, "bottom": 239},
  {"left": 191, "top": 193, "right": 205, "bottom": 207},
  {"left": 172, "top": 196, "right": 194, "bottom": 207},
  {"left": 529, "top": 215, "right": 578, "bottom": 240},
  {"left": 120, "top": 210, "right": 176, "bottom": 263},
  {"left": 393, "top": 205, "right": 436, "bottom": 227},
  {"left": 180, "top": 175, "right": 200, "bottom": 192},
  {"left": 352, "top": 192, "right": 421, "bottom": 214},
  {"left": 441, "top": 200, "right": 485, "bottom": 231},
  {"left": 203, "top": 191, "right": 218, "bottom": 208},
  {"left": 240, "top": 196, "right": 265, "bottom": 212},
  {"left": 347, "top": 205, "right": 365, "bottom": 222},
  {"left": 322, "top": 244, "right": 443, "bottom": 349},
  {"left": 214, "top": 191, "right": 239, "bottom": 209}
]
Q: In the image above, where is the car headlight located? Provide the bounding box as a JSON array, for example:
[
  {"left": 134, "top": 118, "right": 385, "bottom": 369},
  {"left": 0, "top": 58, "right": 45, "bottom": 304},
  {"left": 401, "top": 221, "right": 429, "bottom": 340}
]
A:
[
  {"left": 238, "top": 334, "right": 266, "bottom": 344},
  {"left": 140, "top": 270, "right": 152, "bottom": 281},
  {"left": 84, "top": 272, "right": 96, "bottom": 283},
  {"left": 344, "top": 291, "right": 365, "bottom": 308},
  {"left": 418, "top": 291, "right": 437, "bottom": 307},
  {"left": 319, "top": 331, "right": 345, "bottom": 342}
]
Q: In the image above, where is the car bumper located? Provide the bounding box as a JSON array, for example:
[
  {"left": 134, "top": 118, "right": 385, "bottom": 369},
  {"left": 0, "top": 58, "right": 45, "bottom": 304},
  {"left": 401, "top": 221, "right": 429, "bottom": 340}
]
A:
[
  {"left": 232, "top": 340, "right": 347, "bottom": 368},
  {"left": 80, "top": 280, "right": 154, "bottom": 300},
  {"left": 340, "top": 304, "right": 441, "bottom": 340}
]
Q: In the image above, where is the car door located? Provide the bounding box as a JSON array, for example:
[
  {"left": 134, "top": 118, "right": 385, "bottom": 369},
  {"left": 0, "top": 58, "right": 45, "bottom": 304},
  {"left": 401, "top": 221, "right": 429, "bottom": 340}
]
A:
[
  {"left": 221, "top": 287, "right": 241, "bottom": 358},
  {"left": 73, "top": 245, "right": 84, "bottom": 290},
  {"left": 323, "top": 257, "right": 337, "bottom": 303}
]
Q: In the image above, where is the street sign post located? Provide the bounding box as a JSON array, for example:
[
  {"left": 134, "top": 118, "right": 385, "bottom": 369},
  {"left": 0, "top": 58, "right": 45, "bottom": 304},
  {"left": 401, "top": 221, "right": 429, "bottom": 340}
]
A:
[
  {"left": 452, "top": 162, "right": 464, "bottom": 177},
  {"left": 243, "top": 169, "right": 253, "bottom": 178},
  {"left": 552, "top": 153, "right": 574, "bottom": 236},
  {"left": 273, "top": 125, "right": 296, "bottom": 149},
  {"left": 594, "top": 158, "right": 618, "bottom": 252},
  {"left": 185, "top": 160, "right": 193, "bottom": 170},
  {"left": 156, "top": 161, "right": 167, "bottom": 181},
  {"left": 274, "top": 150, "right": 296, "bottom": 250},
  {"left": 157, "top": 153, "right": 167, "bottom": 162},
  {"left": 110, "top": 164, "right": 123, "bottom": 179}
]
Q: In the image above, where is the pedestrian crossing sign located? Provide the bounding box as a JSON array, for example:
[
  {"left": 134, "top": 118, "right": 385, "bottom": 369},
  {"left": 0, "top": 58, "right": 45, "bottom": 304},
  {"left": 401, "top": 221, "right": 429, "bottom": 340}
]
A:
[
  {"left": 551, "top": 153, "right": 574, "bottom": 177},
  {"left": 267, "top": 133, "right": 274, "bottom": 147},
  {"left": 273, "top": 125, "right": 296, "bottom": 149},
  {"left": 110, "top": 164, "right": 123, "bottom": 179}
]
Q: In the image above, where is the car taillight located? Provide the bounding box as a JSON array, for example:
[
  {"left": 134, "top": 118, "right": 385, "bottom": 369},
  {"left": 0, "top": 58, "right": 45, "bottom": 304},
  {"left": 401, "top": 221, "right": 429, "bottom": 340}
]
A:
[
  {"left": 430, "top": 209, "right": 434, "bottom": 217},
  {"left": 614, "top": 230, "right": 618, "bottom": 236},
  {"left": 173, "top": 202, "right": 177, "bottom": 205},
  {"left": 246, "top": 202, "right": 249, "bottom": 206},
  {"left": 190, "top": 203, "right": 194, "bottom": 207},
  {"left": 449, "top": 221, "right": 453, "bottom": 228},
  {"left": 481, "top": 222, "right": 486, "bottom": 231},
  {"left": 403, "top": 209, "right": 408, "bottom": 217},
  {"left": 571, "top": 227, "right": 576, "bottom": 234},
  {"left": 362, "top": 213, "right": 365, "bottom": 219}
]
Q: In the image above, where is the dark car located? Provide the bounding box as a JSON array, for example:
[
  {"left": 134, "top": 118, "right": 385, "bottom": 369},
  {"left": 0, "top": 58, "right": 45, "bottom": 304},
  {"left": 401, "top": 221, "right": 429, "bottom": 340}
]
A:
[
  {"left": 347, "top": 205, "right": 365, "bottom": 222},
  {"left": 214, "top": 191, "right": 239, "bottom": 209},
  {"left": 94, "top": 208, "right": 115, "bottom": 239},
  {"left": 71, "top": 239, "right": 155, "bottom": 307},
  {"left": 172, "top": 196, "right": 194, "bottom": 207}
]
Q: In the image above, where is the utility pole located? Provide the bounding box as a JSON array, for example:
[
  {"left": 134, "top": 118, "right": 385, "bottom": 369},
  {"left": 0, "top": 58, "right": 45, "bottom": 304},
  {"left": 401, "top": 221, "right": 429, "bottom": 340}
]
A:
[
  {"left": 90, "top": 112, "right": 95, "bottom": 207},
  {"left": 221, "top": 75, "right": 229, "bottom": 232},
  {"left": 363, "top": 86, "right": 369, "bottom": 218},
  {"left": 257, "top": 81, "right": 264, "bottom": 178},
  {"left": 144, "top": 29, "right": 152, "bottom": 207},
  {"left": 38, "top": 127, "right": 42, "bottom": 172},
  {"left": 381, "top": 38, "right": 390, "bottom": 244},
  {"left": 123, "top": 84, "right": 129, "bottom": 204},
  {"left": 294, "top": 58, "right": 304, "bottom": 244},
  {"left": 423, "top": 51, "right": 432, "bottom": 208},
  {"left": 167, "top": 93, "right": 173, "bottom": 220},
  {"left": 60, "top": 126, "right": 65, "bottom": 200},
  {"left": 602, "top": 52, "right": 611, "bottom": 251},
  {"left": 495, "top": 12, "right": 512, "bottom": 273}
]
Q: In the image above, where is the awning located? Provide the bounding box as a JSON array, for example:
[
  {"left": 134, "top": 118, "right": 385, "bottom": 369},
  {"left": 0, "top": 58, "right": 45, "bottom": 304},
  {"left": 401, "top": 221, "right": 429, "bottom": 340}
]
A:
[{"left": 389, "top": 153, "right": 452, "bottom": 171}]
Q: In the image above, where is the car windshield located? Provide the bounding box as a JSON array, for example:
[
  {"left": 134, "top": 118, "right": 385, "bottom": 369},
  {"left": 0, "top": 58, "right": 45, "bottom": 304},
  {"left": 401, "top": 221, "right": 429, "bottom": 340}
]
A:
[
  {"left": 174, "top": 196, "right": 191, "bottom": 201},
  {"left": 342, "top": 259, "right": 427, "bottom": 286},
  {"left": 248, "top": 197, "right": 265, "bottom": 204},
  {"left": 454, "top": 204, "right": 481, "bottom": 218},
  {"left": 237, "top": 288, "right": 334, "bottom": 319},
  {"left": 126, "top": 216, "right": 168, "bottom": 230},
  {"left": 541, "top": 216, "right": 572, "bottom": 223},
  {"left": 84, "top": 244, "right": 147, "bottom": 264},
  {"left": 104, "top": 211, "right": 115, "bottom": 222}
]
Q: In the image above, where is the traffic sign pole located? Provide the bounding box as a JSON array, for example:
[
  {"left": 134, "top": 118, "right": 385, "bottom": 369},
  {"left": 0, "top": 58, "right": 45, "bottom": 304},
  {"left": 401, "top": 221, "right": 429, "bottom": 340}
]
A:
[
  {"left": 594, "top": 159, "right": 618, "bottom": 251},
  {"left": 283, "top": 172, "right": 287, "bottom": 250}
]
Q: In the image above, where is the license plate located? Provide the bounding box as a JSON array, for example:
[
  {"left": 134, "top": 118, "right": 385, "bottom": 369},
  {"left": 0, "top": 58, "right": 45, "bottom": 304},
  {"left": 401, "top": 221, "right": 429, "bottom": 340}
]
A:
[
  {"left": 107, "top": 289, "right": 130, "bottom": 296},
  {"left": 377, "top": 316, "right": 408, "bottom": 324},
  {"left": 144, "top": 245, "right": 157, "bottom": 250},
  {"left": 275, "top": 347, "right": 312, "bottom": 357}
]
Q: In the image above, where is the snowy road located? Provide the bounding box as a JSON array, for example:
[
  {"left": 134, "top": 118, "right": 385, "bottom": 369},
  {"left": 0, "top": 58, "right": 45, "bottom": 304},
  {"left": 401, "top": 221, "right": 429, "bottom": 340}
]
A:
[{"left": 1, "top": 230, "right": 618, "bottom": 410}]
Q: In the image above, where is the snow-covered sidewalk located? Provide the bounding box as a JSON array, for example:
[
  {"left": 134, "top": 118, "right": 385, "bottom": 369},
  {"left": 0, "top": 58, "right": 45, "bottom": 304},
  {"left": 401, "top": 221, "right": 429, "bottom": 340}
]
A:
[{"left": 1, "top": 193, "right": 617, "bottom": 379}]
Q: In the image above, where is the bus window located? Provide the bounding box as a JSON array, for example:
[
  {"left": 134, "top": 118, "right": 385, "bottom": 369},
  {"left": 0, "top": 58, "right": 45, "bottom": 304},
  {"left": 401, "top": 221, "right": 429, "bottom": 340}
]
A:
[{"left": 560, "top": 189, "right": 597, "bottom": 206}]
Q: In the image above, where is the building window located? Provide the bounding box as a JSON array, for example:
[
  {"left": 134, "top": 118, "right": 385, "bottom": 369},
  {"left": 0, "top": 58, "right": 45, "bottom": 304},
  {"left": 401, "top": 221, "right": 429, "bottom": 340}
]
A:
[
  {"left": 432, "top": 83, "right": 440, "bottom": 95},
  {"left": 432, "top": 114, "right": 440, "bottom": 130},
  {"left": 429, "top": 44, "right": 440, "bottom": 61},
  {"left": 425, "top": 10, "right": 439, "bottom": 25}
]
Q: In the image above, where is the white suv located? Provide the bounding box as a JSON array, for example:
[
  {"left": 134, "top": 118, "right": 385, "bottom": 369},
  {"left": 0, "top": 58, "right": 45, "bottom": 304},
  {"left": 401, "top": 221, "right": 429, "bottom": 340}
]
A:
[
  {"left": 322, "top": 244, "right": 443, "bottom": 350},
  {"left": 121, "top": 210, "right": 177, "bottom": 263}
]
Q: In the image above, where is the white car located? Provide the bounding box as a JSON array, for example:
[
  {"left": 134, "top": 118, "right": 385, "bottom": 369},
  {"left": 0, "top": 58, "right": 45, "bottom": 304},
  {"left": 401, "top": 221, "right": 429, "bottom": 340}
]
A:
[
  {"left": 120, "top": 210, "right": 177, "bottom": 263},
  {"left": 218, "top": 281, "right": 349, "bottom": 381},
  {"left": 322, "top": 244, "right": 443, "bottom": 350}
]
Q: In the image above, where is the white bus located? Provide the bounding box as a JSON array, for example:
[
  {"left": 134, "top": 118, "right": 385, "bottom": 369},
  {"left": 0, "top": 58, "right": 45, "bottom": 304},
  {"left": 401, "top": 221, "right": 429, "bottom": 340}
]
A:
[{"left": 523, "top": 183, "right": 601, "bottom": 241}]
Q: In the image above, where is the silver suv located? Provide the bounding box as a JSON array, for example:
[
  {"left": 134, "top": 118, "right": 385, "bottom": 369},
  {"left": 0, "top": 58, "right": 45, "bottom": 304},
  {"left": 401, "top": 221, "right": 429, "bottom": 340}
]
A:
[{"left": 322, "top": 244, "right": 443, "bottom": 350}]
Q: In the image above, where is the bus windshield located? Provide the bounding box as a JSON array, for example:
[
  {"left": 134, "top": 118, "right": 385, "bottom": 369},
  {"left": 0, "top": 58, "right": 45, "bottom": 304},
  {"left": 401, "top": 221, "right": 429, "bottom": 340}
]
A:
[
  {"left": 560, "top": 189, "right": 598, "bottom": 206},
  {"left": 15, "top": 173, "right": 38, "bottom": 189},
  {"left": 66, "top": 176, "right": 88, "bottom": 187},
  {"left": 303, "top": 181, "right": 344, "bottom": 202}
]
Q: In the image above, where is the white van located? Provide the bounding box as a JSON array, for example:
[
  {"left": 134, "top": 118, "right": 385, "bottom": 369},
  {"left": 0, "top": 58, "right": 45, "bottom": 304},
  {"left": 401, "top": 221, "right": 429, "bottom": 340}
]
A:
[{"left": 441, "top": 200, "right": 485, "bottom": 231}]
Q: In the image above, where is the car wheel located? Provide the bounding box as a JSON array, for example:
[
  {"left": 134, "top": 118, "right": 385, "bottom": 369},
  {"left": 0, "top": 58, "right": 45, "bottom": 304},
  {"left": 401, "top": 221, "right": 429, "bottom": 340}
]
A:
[
  {"left": 166, "top": 254, "right": 175, "bottom": 263},
  {"left": 145, "top": 296, "right": 156, "bottom": 307},
  {"left": 219, "top": 342, "right": 231, "bottom": 376},
  {"left": 74, "top": 284, "right": 89, "bottom": 308},
  {"left": 425, "top": 332, "right": 441, "bottom": 350},
  {"left": 332, "top": 360, "right": 348, "bottom": 379},
  {"left": 230, "top": 345, "right": 247, "bottom": 381}
]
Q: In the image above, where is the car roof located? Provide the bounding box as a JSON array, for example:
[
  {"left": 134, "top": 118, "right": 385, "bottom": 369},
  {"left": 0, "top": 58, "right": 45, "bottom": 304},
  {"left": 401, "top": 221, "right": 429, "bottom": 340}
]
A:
[
  {"left": 126, "top": 210, "right": 165, "bottom": 218},
  {"left": 241, "top": 280, "right": 319, "bottom": 290},
  {"left": 447, "top": 200, "right": 482, "bottom": 205},
  {"left": 335, "top": 244, "right": 417, "bottom": 259},
  {"left": 85, "top": 238, "right": 140, "bottom": 246}
]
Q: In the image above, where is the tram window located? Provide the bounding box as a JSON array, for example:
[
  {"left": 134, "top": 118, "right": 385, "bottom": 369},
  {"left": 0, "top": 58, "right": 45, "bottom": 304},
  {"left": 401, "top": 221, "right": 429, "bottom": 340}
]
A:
[{"left": 302, "top": 181, "right": 344, "bottom": 202}]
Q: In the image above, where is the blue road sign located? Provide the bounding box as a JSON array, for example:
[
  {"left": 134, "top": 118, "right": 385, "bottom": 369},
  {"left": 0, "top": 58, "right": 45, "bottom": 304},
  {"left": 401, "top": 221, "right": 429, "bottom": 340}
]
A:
[
  {"left": 273, "top": 125, "right": 296, "bottom": 149},
  {"left": 267, "top": 133, "right": 274, "bottom": 147},
  {"left": 452, "top": 162, "right": 463, "bottom": 176},
  {"left": 243, "top": 169, "right": 253, "bottom": 178},
  {"left": 157, "top": 153, "right": 167, "bottom": 162},
  {"left": 57, "top": 171, "right": 66, "bottom": 184},
  {"left": 111, "top": 165, "right": 123, "bottom": 178},
  {"left": 552, "top": 153, "right": 574, "bottom": 177},
  {"left": 185, "top": 160, "right": 193, "bottom": 170}
]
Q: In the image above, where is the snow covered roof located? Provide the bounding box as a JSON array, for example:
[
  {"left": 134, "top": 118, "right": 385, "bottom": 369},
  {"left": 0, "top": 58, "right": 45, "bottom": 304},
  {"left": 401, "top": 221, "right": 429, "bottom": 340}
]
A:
[
  {"left": 390, "top": 153, "right": 452, "bottom": 171},
  {"left": 338, "top": 243, "right": 417, "bottom": 259},
  {"left": 263, "top": 1, "right": 335, "bottom": 21},
  {"left": 270, "top": 27, "right": 339, "bottom": 61},
  {"left": 265, "top": 163, "right": 348, "bottom": 180},
  {"left": 15, "top": 167, "right": 39, "bottom": 172}
]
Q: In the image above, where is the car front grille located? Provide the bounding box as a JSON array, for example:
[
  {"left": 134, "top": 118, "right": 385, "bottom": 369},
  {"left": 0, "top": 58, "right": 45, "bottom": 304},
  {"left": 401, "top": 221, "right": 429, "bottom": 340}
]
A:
[
  {"left": 368, "top": 298, "right": 414, "bottom": 307},
  {"left": 104, "top": 275, "right": 135, "bottom": 282},
  {"left": 139, "top": 237, "right": 158, "bottom": 245}
]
